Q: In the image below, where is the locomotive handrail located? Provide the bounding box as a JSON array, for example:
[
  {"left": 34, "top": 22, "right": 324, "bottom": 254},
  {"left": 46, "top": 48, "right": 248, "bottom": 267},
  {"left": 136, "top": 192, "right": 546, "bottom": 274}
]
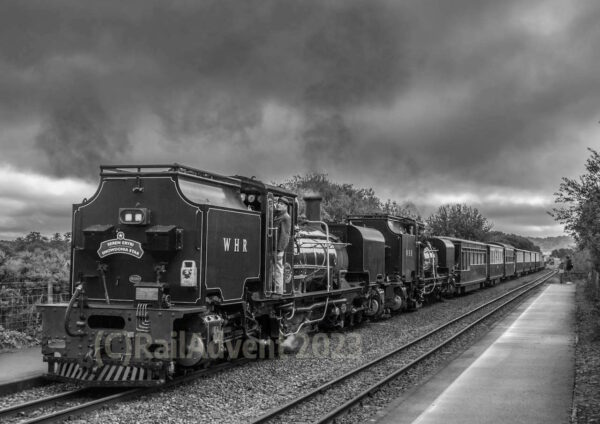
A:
[
  {"left": 64, "top": 284, "right": 86, "bottom": 337},
  {"left": 295, "top": 240, "right": 348, "bottom": 247},
  {"left": 100, "top": 164, "right": 242, "bottom": 188}
]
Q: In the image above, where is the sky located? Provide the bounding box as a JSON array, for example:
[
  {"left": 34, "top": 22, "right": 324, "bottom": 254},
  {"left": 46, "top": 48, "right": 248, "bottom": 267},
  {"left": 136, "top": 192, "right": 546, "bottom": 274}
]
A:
[{"left": 1, "top": 0, "right": 598, "bottom": 240}]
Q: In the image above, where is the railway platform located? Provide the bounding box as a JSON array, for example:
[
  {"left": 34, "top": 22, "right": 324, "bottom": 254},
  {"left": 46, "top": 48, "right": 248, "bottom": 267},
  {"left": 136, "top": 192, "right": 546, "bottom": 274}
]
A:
[
  {"left": 375, "top": 283, "right": 575, "bottom": 424},
  {"left": 0, "top": 346, "right": 45, "bottom": 386}
]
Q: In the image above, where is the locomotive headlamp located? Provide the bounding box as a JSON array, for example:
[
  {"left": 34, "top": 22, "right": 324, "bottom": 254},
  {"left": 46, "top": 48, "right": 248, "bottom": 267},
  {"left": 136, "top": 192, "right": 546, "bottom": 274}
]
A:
[{"left": 119, "top": 208, "right": 150, "bottom": 225}]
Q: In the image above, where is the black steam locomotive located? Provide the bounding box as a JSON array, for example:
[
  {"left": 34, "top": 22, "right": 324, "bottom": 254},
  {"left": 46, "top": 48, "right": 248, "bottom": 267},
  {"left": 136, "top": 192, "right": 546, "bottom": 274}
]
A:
[{"left": 38, "top": 165, "right": 543, "bottom": 386}]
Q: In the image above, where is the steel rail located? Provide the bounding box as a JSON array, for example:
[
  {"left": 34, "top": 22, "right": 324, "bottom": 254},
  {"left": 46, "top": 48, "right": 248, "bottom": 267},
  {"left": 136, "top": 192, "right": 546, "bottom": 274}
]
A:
[
  {"left": 3, "top": 359, "right": 251, "bottom": 424},
  {"left": 0, "top": 388, "right": 90, "bottom": 419},
  {"left": 313, "top": 269, "right": 556, "bottom": 424},
  {"left": 250, "top": 269, "right": 555, "bottom": 424},
  {"left": 0, "top": 376, "right": 48, "bottom": 397}
]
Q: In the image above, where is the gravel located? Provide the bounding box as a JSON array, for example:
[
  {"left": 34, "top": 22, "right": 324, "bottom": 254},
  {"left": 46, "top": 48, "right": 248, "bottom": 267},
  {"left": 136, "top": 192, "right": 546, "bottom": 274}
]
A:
[
  {"left": 1, "top": 273, "right": 546, "bottom": 424},
  {"left": 333, "top": 284, "right": 547, "bottom": 424},
  {"left": 0, "top": 382, "right": 78, "bottom": 410},
  {"left": 572, "top": 279, "right": 600, "bottom": 423},
  {"left": 264, "top": 278, "right": 546, "bottom": 423}
]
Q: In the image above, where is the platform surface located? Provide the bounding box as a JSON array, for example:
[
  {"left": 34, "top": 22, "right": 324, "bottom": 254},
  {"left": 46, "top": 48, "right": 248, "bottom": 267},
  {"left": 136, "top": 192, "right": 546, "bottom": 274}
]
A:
[
  {"left": 377, "top": 283, "right": 575, "bottom": 424},
  {"left": 0, "top": 346, "right": 45, "bottom": 384}
]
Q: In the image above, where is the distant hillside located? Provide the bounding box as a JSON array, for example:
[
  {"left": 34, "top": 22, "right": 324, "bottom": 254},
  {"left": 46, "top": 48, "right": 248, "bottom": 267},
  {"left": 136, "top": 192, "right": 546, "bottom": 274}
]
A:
[{"left": 527, "top": 235, "right": 574, "bottom": 255}]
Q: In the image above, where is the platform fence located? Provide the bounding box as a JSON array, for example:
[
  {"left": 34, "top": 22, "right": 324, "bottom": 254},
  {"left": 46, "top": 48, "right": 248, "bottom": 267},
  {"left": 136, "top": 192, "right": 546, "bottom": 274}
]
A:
[{"left": 0, "top": 282, "right": 69, "bottom": 335}]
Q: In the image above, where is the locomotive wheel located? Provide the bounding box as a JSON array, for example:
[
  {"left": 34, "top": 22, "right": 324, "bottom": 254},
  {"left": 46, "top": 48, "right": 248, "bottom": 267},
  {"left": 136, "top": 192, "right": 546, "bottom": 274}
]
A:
[
  {"left": 177, "top": 329, "right": 206, "bottom": 367},
  {"left": 365, "top": 290, "right": 384, "bottom": 319}
]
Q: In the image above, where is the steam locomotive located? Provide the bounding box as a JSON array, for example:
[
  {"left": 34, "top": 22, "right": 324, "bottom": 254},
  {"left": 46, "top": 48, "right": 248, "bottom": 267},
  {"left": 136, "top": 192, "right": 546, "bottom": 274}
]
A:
[{"left": 38, "top": 165, "right": 543, "bottom": 386}]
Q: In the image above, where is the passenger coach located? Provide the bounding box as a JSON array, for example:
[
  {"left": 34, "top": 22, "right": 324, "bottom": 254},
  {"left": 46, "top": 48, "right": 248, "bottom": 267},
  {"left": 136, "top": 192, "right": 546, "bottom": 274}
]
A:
[
  {"left": 438, "top": 237, "right": 488, "bottom": 294},
  {"left": 491, "top": 243, "right": 516, "bottom": 279}
]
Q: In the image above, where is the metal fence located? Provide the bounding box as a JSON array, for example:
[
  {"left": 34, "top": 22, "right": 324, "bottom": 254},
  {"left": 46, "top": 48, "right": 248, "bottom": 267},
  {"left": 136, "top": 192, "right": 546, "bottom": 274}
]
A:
[{"left": 0, "top": 282, "right": 69, "bottom": 334}]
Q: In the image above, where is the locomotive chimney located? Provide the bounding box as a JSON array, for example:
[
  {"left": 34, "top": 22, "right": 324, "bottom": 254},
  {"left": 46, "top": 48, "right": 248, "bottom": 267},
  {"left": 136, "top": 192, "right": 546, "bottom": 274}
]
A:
[{"left": 304, "top": 195, "right": 322, "bottom": 222}]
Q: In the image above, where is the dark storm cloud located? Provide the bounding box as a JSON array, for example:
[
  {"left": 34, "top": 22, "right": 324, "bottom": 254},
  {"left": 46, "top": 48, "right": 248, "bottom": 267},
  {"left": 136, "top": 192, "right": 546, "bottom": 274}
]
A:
[
  {"left": 35, "top": 76, "right": 129, "bottom": 177},
  {"left": 0, "top": 0, "right": 410, "bottom": 178},
  {"left": 0, "top": 0, "right": 597, "bottom": 236},
  {"left": 365, "top": 12, "right": 599, "bottom": 189}
]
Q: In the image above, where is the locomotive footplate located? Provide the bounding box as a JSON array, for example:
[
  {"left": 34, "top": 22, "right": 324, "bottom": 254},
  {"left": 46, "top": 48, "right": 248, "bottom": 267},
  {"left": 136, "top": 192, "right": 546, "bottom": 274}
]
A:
[
  {"left": 38, "top": 302, "right": 208, "bottom": 386},
  {"left": 252, "top": 285, "right": 371, "bottom": 304}
]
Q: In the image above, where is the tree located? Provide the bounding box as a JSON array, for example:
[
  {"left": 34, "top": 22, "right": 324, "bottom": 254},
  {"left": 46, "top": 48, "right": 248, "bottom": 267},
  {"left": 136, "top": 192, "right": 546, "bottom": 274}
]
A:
[
  {"left": 487, "top": 231, "right": 541, "bottom": 252},
  {"left": 24, "top": 232, "right": 44, "bottom": 243},
  {"left": 550, "top": 247, "right": 575, "bottom": 259},
  {"left": 279, "top": 173, "right": 422, "bottom": 222},
  {"left": 0, "top": 234, "right": 70, "bottom": 285},
  {"left": 280, "top": 174, "right": 381, "bottom": 222},
  {"left": 551, "top": 148, "right": 600, "bottom": 270},
  {"left": 381, "top": 199, "right": 421, "bottom": 220},
  {"left": 426, "top": 203, "right": 493, "bottom": 241}
]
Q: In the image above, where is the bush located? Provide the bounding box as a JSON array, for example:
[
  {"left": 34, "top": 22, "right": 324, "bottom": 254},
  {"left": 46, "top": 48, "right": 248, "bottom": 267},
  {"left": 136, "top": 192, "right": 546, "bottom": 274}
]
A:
[{"left": 0, "top": 325, "right": 39, "bottom": 352}]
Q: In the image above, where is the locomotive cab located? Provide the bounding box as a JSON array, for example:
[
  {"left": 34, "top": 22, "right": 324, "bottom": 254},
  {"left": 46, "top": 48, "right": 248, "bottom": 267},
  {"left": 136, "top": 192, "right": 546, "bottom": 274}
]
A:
[{"left": 236, "top": 175, "right": 297, "bottom": 297}]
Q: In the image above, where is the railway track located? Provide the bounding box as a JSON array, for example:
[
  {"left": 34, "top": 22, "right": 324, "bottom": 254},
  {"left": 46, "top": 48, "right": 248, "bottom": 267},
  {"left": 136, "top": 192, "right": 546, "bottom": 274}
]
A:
[
  {"left": 0, "top": 377, "right": 49, "bottom": 397},
  {"left": 251, "top": 269, "right": 557, "bottom": 424},
  {"left": 0, "top": 271, "right": 554, "bottom": 424},
  {"left": 0, "top": 359, "right": 250, "bottom": 424}
]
